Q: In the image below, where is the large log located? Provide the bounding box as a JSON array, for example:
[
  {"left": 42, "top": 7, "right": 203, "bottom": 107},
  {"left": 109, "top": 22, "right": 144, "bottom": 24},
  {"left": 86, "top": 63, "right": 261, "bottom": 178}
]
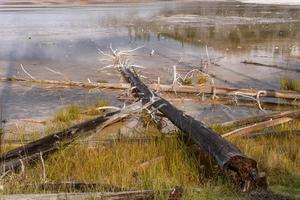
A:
[
  {"left": 119, "top": 66, "right": 266, "bottom": 192},
  {"left": 241, "top": 60, "right": 300, "bottom": 73},
  {"left": 0, "top": 110, "right": 117, "bottom": 174},
  {"left": 0, "top": 102, "right": 144, "bottom": 175}
]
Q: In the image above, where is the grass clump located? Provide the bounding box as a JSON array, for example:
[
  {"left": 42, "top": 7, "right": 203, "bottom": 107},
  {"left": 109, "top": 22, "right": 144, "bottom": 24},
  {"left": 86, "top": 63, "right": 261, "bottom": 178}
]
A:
[
  {"left": 3, "top": 136, "right": 242, "bottom": 199},
  {"left": 182, "top": 78, "right": 193, "bottom": 86},
  {"left": 46, "top": 100, "right": 108, "bottom": 134},
  {"left": 280, "top": 76, "right": 300, "bottom": 91},
  {"left": 3, "top": 137, "right": 198, "bottom": 195},
  {"left": 196, "top": 75, "right": 208, "bottom": 85},
  {"left": 52, "top": 104, "right": 81, "bottom": 124}
]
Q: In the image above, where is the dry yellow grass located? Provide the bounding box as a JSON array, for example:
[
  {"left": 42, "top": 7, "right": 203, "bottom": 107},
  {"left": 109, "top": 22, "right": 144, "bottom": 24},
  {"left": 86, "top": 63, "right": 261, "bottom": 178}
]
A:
[
  {"left": 1, "top": 103, "right": 300, "bottom": 198},
  {"left": 280, "top": 76, "right": 300, "bottom": 92}
]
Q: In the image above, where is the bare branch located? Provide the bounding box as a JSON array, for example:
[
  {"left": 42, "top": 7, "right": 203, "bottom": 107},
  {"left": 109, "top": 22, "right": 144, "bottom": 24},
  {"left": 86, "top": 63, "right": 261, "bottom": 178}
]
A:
[{"left": 20, "top": 64, "right": 35, "bottom": 80}]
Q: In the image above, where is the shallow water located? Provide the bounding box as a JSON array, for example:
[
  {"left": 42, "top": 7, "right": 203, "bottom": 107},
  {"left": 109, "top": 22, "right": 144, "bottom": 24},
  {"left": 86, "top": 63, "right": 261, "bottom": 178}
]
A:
[{"left": 0, "top": 1, "right": 299, "bottom": 121}]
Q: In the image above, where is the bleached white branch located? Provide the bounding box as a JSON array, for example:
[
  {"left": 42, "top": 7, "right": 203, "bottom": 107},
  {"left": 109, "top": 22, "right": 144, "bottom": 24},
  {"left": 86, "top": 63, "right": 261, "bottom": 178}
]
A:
[
  {"left": 20, "top": 64, "right": 35, "bottom": 80},
  {"left": 45, "top": 67, "right": 69, "bottom": 81}
]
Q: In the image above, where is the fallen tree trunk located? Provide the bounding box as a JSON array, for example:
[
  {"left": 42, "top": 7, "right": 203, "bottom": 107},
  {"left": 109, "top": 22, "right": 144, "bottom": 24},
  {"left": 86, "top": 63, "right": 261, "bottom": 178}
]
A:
[
  {"left": 119, "top": 95, "right": 298, "bottom": 111},
  {"left": 241, "top": 60, "right": 300, "bottom": 73},
  {"left": 2, "top": 190, "right": 155, "bottom": 200},
  {"left": 0, "top": 102, "right": 144, "bottom": 175},
  {"left": 1, "top": 76, "right": 300, "bottom": 100},
  {"left": 222, "top": 117, "right": 293, "bottom": 138},
  {"left": 119, "top": 66, "right": 266, "bottom": 192},
  {"left": 0, "top": 110, "right": 117, "bottom": 174},
  {"left": 221, "top": 109, "right": 300, "bottom": 128}
]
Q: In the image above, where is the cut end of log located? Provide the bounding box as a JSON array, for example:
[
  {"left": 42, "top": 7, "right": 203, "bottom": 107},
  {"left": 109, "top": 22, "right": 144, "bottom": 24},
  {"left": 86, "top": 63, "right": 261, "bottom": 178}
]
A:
[{"left": 224, "top": 155, "right": 267, "bottom": 192}]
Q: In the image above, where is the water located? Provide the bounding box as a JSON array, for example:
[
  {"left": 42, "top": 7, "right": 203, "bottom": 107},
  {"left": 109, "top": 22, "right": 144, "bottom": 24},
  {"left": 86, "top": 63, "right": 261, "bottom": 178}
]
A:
[{"left": 0, "top": 1, "right": 299, "bottom": 121}]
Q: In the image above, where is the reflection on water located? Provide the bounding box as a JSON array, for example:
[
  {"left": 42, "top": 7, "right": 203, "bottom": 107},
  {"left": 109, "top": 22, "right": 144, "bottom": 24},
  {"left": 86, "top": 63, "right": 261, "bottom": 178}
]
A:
[{"left": 0, "top": 1, "right": 300, "bottom": 120}]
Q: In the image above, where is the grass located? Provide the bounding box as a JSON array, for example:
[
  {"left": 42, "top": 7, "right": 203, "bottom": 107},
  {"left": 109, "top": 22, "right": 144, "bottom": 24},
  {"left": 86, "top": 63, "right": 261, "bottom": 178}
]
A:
[
  {"left": 196, "top": 75, "right": 208, "bottom": 85},
  {"left": 181, "top": 75, "right": 208, "bottom": 86},
  {"left": 182, "top": 78, "right": 193, "bottom": 86},
  {"left": 280, "top": 76, "right": 300, "bottom": 91},
  {"left": 1, "top": 101, "right": 300, "bottom": 199},
  {"left": 211, "top": 120, "right": 300, "bottom": 196}
]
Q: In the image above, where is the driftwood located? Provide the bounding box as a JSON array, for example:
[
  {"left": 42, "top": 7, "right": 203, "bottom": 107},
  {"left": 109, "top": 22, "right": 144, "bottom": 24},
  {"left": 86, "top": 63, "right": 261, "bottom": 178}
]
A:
[
  {"left": 241, "top": 60, "right": 300, "bottom": 73},
  {"left": 119, "top": 66, "right": 266, "bottom": 192},
  {"left": 119, "top": 95, "right": 298, "bottom": 111},
  {"left": 222, "top": 117, "right": 293, "bottom": 138},
  {"left": 221, "top": 109, "right": 300, "bottom": 128},
  {"left": 0, "top": 102, "right": 146, "bottom": 175},
  {"left": 1, "top": 77, "right": 300, "bottom": 100},
  {"left": 2, "top": 190, "right": 155, "bottom": 200}
]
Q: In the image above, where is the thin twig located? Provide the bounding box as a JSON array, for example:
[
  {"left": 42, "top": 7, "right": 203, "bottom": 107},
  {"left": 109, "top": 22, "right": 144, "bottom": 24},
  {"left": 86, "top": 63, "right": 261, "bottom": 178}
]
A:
[
  {"left": 20, "top": 64, "right": 35, "bottom": 80},
  {"left": 45, "top": 67, "right": 70, "bottom": 81}
]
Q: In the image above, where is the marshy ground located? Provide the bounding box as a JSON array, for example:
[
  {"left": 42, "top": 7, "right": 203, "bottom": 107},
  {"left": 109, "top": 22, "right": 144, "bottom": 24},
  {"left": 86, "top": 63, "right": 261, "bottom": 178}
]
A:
[{"left": 0, "top": 0, "right": 300, "bottom": 199}]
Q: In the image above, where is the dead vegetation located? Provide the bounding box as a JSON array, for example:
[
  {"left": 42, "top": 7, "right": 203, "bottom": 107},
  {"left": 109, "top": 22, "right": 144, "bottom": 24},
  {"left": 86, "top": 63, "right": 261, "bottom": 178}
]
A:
[
  {"left": 280, "top": 76, "right": 300, "bottom": 92},
  {"left": 2, "top": 102, "right": 300, "bottom": 199},
  {"left": 1, "top": 45, "right": 300, "bottom": 199}
]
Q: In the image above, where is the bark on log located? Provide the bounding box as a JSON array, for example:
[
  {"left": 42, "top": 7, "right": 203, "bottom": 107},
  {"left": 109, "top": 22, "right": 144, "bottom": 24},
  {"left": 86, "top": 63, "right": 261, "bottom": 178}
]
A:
[
  {"left": 1, "top": 76, "right": 300, "bottom": 100},
  {"left": 0, "top": 102, "right": 145, "bottom": 175},
  {"left": 119, "top": 66, "right": 265, "bottom": 192},
  {"left": 0, "top": 110, "right": 118, "bottom": 174}
]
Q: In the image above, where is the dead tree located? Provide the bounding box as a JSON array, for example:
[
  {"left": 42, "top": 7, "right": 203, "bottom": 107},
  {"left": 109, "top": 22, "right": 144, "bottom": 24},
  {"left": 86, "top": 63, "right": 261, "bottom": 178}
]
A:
[
  {"left": 0, "top": 101, "right": 147, "bottom": 175},
  {"left": 0, "top": 110, "right": 118, "bottom": 175},
  {"left": 119, "top": 66, "right": 266, "bottom": 192}
]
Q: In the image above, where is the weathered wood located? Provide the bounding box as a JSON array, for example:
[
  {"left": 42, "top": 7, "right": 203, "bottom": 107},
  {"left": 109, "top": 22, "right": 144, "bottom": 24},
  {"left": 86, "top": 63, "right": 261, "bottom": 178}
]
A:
[
  {"left": 1, "top": 76, "right": 300, "bottom": 100},
  {"left": 119, "top": 66, "right": 265, "bottom": 192},
  {"left": 222, "top": 117, "right": 293, "bottom": 138},
  {"left": 0, "top": 110, "right": 117, "bottom": 174},
  {"left": 241, "top": 60, "right": 300, "bottom": 73},
  {"left": 0, "top": 77, "right": 130, "bottom": 90},
  {"left": 2, "top": 190, "right": 155, "bottom": 200},
  {"left": 119, "top": 95, "right": 298, "bottom": 111},
  {"left": 221, "top": 109, "right": 300, "bottom": 128},
  {"left": 0, "top": 102, "right": 144, "bottom": 175}
]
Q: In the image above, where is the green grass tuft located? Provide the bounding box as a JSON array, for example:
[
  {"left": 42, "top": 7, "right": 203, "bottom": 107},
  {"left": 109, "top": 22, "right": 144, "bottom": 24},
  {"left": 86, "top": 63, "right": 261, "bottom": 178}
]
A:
[
  {"left": 280, "top": 76, "right": 300, "bottom": 91},
  {"left": 52, "top": 105, "right": 81, "bottom": 124}
]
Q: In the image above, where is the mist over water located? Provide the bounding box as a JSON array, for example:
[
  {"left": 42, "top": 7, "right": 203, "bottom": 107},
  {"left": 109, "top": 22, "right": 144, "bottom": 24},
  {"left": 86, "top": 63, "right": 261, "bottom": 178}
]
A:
[{"left": 0, "top": 1, "right": 299, "bottom": 120}]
